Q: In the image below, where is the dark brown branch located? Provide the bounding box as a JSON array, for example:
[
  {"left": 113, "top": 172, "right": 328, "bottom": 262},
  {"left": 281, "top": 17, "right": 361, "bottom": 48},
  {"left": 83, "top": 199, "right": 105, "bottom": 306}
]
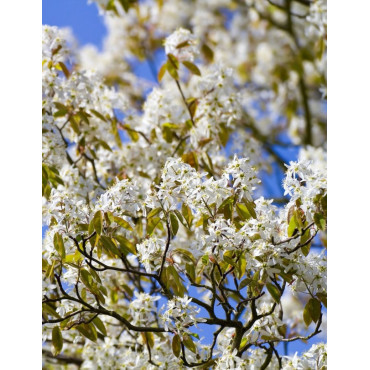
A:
[
  {"left": 274, "top": 222, "right": 315, "bottom": 245},
  {"left": 285, "top": 229, "right": 318, "bottom": 255},
  {"left": 42, "top": 350, "right": 83, "bottom": 366},
  {"left": 158, "top": 219, "right": 171, "bottom": 280},
  {"left": 42, "top": 309, "right": 90, "bottom": 324}
]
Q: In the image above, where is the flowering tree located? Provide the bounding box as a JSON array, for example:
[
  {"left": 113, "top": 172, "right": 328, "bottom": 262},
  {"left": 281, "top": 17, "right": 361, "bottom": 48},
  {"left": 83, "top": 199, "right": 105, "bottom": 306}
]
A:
[{"left": 42, "top": 0, "right": 327, "bottom": 368}]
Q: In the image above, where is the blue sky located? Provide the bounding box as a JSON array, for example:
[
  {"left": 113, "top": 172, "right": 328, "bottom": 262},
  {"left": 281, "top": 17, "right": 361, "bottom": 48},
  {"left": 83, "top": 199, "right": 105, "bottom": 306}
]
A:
[{"left": 43, "top": 0, "right": 325, "bottom": 358}]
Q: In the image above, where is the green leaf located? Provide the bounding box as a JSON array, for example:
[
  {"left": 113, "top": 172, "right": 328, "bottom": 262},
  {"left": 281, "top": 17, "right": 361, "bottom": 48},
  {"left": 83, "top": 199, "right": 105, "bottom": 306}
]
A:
[
  {"left": 300, "top": 228, "right": 312, "bottom": 256},
  {"left": 266, "top": 283, "right": 281, "bottom": 303},
  {"left": 162, "top": 124, "right": 174, "bottom": 143},
  {"left": 158, "top": 62, "right": 167, "bottom": 82},
  {"left": 167, "top": 53, "right": 179, "bottom": 69},
  {"left": 100, "top": 235, "right": 121, "bottom": 257},
  {"left": 173, "top": 209, "right": 186, "bottom": 226},
  {"left": 172, "top": 334, "right": 181, "bottom": 358},
  {"left": 43, "top": 303, "right": 60, "bottom": 319},
  {"left": 303, "top": 302, "right": 312, "bottom": 327},
  {"left": 147, "top": 217, "right": 162, "bottom": 236},
  {"left": 118, "top": 0, "right": 130, "bottom": 12},
  {"left": 287, "top": 212, "right": 299, "bottom": 237},
  {"left": 174, "top": 248, "right": 196, "bottom": 264},
  {"left": 106, "top": 0, "right": 118, "bottom": 14},
  {"left": 166, "top": 55, "right": 179, "bottom": 80},
  {"left": 167, "top": 265, "right": 186, "bottom": 297},
  {"left": 114, "top": 234, "right": 136, "bottom": 255},
  {"left": 176, "top": 40, "right": 191, "bottom": 49},
  {"left": 185, "top": 263, "right": 195, "bottom": 281},
  {"left": 239, "top": 278, "right": 252, "bottom": 290},
  {"left": 182, "top": 61, "right": 201, "bottom": 76},
  {"left": 218, "top": 122, "right": 230, "bottom": 147},
  {"left": 113, "top": 215, "right": 133, "bottom": 231},
  {"left": 90, "top": 109, "right": 107, "bottom": 122},
  {"left": 240, "top": 337, "right": 247, "bottom": 350},
  {"left": 169, "top": 212, "right": 179, "bottom": 236},
  {"left": 77, "top": 110, "right": 90, "bottom": 125},
  {"left": 183, "top": 334, "right": 197, "bottom": 353},
  {"left": 236, "top": 253, "right": 247, "bottom": 279},
  {"left": 54, "top": 102, "right": 68, "bottom": 111},
  {"left": 69, "top": 116, "right": 80, "bottom": 134},
  {"left": 201, "top": 43, "right": 214, "bottom": 62},
  {"left": 80, "top": 269, "right": 94, "bottom": 289},
  {"left": 316, "top": 292, "right": 327, "bottom": 308},
  {"left": 147, "top": 207, "right": 162, "bottom": 219},
  {"left": 127, "top": 128, "right": 139, "bottom": 142},
  {"left": 77, "top": 323, "right": 98, "bottom": 342},
  {"left": 181, "top": 203, "right": 193, "bottom": 228},
  {"left": 314, "top": 213, "right": 326, "bottom": 231},
  {"left": 53, "top": 232, "right": 65, "bottom": 259},
  {"left": 244, "top": 200, "right": 257, "bottom": 219},
  {"left": 111, "top": 118, "right": 122, "bottom": 149},
  {"left": 303, "top": 298, "right": 321, "bottom": 326},
  {"left": 58, "top": 62, "right": 70, "bottom": 78},
  {"left": 189, "top": 332, "right": 200, "bottom": 339},
  {"left": 93, "top": 211, "right": 103, "bottom": 235},
  {"left": 217, "top": 196, "right": 234, "bottom": 213},
  {"left": 307, "top": 298, "right": 321, "bottom": 323},
  {"left": 53, "top": 109, "right": 68, "bottom": 118},
  {"left": 182, "top": 151, "right": 199, "bottom": 170},
  {"left": 144, "top": 332, "right": 155, "bottom": 348},
  {"left": 93, "top": 317, "right": 107, "bottom": 336},
  {"left": 52, "top": 326, "right": 63, "bottom": 356},
  {"left": 236, "top": 203, "right": 252, "bottom": 221}
]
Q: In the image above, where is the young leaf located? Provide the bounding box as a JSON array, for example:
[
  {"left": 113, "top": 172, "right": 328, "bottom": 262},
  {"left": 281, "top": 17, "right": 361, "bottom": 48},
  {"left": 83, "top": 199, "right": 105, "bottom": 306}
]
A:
[
  {"left": 158, "top": 62, "right": 167, "bottom": 82},
  {"left": 52, "top": 326, "right": 63, "bottom": 356},
  {"left": 287, "top": 212, "right": 299, "bottom": 237},
  {"left": 58, "top": 62, "right": 70, "bottom": 78},
  {"left": 266, "top": 283, "right": 281, "bottom": 303},
  {"left": 77, "top": 323, "right": 98, "bottom": 342},
  {"left": 181, "top": 203, "right": 193, "bottom": 228},
  {"left": 90, "top": 109, "right": 107, "bottom": 122},
  {"left": 53, "top": 232, "right": 65, "bottom": 259},
  {"left": 166, "top": 61, "right": 178, "bottom": 80},
  {"left": 307, "top": 298, "right": 321, "bottom": 323},
  {"left": 183, "top": 335, "right": 197, "bottom": 353},
  {"left": 176, "top": 40, "right": 191, "bottom": 49},
  {"left": 303, "top": 303, "right": 313, "bottom": 327},
  {"left": 100, "top": 235, "right": 121, "bottom": 257},
  {"left": 314, "top": 213, "right": 326, "bottom": 231},
  {"left": 236, "top": 203, "right": 252, "bottom": 220},
  {"left": 93, "top": 211, "right": 103, "bottom": 235},
  {"left": 147, "top": 217, "right": 162, "bottom": 236},
  {"left": 169, "top": 212, "right": 179, "bottom": 236},
  {"left": 201, "top": 43, "right": 214, "bottom": 62},
  {"left": 182, "top": 61, "right": 201, "bottom": 76},
  {"left": 147, "top": 207, "right": 162, "bottom": 219},
  {"left": 114, "top": 235, "right": 136, "bottom": 255},
  {"left": 172, "top": 334, "right": 181, "bottom": 358},
  {"left": 93, "top": 317, "right": 107, "bottom": 336},
  {"left": 113, "top": 215, "right": 133, "bottom": 231}
]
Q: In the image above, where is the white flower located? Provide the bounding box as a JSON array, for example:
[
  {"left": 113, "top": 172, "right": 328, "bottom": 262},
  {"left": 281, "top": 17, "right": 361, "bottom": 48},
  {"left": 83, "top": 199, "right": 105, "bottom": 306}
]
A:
[{"left": 164, "top": 28, "right": 199, "bottom": 62}]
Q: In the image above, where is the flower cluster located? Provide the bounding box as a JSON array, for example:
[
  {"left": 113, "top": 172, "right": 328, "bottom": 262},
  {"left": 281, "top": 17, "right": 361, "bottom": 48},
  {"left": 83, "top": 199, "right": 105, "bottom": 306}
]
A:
[
  {"left": 160, "top": 296, "right": 205, "bottom": 337},
  {"left": 42, "top": 1, "right": 327, "bottom": 367},
  {"left": 136, "top": 237, "right": 166, "bottom": 273},
  {"left": 164, "top": 28, "right": 199, "bottom": 62}
]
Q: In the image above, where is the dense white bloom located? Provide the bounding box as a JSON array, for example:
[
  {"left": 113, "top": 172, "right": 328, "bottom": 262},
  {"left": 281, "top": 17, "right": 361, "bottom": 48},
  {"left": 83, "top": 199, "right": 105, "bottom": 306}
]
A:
[
  {"left": 129, "top": 292, "right": 160, "bottom": 325},
  {"left": 137, "top": 237, "right": 166, "bottom": 273},
  {"left": 160, "top": 296, "right": 205, "bottom": 337},
  {"left": 42, "top": 2, "right": 327, "bottom": 367},
  {"left": 164, "top": 28, "right": 199, "bottom": 62}
]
